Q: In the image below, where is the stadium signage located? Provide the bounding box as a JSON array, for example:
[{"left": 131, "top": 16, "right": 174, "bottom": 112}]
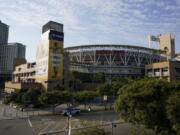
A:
[{"left": 49, "top": 30, "right": 64, "bottom": 41}]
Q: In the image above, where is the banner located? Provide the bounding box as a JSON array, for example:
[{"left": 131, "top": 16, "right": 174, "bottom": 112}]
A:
[{"left": 150, "top": 36, "right": 160, "bottom": 42}]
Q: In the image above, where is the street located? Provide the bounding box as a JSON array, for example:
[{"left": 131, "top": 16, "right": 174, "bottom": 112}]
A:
[
  {"left": 0, "top": 111, "right": 133, "bottom": 135},
  {"left": 0, "top": 119, "right": 35, "bottom": 135},
  {"left": 29, "top": 111, "right": 133, "bottom": 135},
  {"left": 0, "top": 101, "right": 133, "bottom": 135}
]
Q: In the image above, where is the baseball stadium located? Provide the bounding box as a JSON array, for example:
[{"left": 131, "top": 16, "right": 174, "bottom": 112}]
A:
[{"left": 65, "top": 44, "right": 166, "bottom": 80}]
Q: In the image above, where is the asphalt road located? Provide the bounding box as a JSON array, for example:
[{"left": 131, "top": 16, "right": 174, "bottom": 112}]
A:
[
  {"left": 0, "top": 119, "right": 35, "bottom": 135},
  {"left": 75, "top": 111, "right": 120, "bottom": 121},
  {"left": 29, "top": 111, "right": 133, "bottom": 135},
  {"left": 0, "top": 108, "right": 133, "bottom": 135}
]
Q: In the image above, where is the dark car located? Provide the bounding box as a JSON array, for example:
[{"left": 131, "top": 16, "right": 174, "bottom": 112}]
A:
[{"left": 62, "top": 108, "right": 81, "bottom": 116}]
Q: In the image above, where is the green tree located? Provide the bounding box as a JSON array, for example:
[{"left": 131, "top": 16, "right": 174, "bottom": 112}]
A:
[
  {"left": 21, "top": 88, "right": 41, "bottom": 107},
  {"left": 39, "top": 91, "right": 72, "bottom": 112},
  {"left": 115, "top": 79, "right": 179, "bottom": 135},
  {"left": 111, "top": 77, "right": 129, "bottom": 96},
  {"left": 94, "top": 73, "right": 105, "bottom": 83},
  {"left": 130, "top": 126, "right": 156, "bottom": 135},
  {"left": 53, "top": 84, "right": 66, "bottom": 91},
  {"left": 166, "top": 91, "right": 180, "bottom": 135},
  {"left": 97, "top": 83, "right": 112, "bottom": 96},
  {"left": 4, "top": 91, "right": 24, "bottom": 104},
  {"left": 73, "top": 128, "right": 110, "bottom": 135},
  {"left": 74, "top": 91, "right": 98, "bottom": 109},
  {"left": 3, "top": 92, "right": 19, "bottom": 104},
  {"left": 38, "top": 91, "right": 61, "bottom": 113},
  {"left": 97, "top": 83, "right": 113, "bottom": 110}
]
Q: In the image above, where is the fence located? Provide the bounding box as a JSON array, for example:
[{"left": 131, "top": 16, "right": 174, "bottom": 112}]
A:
[{"left": 0, "top": 106, "right": 53, "bottom": 119}]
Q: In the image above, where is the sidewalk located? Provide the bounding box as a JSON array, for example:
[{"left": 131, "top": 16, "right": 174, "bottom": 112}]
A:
[
  {"left": 0, "top": 102, "right": 114, "bottom": 120},
  {"left": 56, "top": 104, "right": 114, "bottom": 112}
]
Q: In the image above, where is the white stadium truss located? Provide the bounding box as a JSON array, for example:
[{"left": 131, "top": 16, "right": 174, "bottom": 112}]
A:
[{"left": 65, "top": 45, "right": 166, "bottom": 78}]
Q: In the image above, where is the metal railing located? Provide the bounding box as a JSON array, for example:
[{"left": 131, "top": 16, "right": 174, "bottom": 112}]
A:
[{"left": 39, "top": 121, "right": 125, "bottom": 135}]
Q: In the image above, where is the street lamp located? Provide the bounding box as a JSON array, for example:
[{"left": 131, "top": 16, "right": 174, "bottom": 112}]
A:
[{"left": 111, "top": 122, "right": 117, "bottom": 135}]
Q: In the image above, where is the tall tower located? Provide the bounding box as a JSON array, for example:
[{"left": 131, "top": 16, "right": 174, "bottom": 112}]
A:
[
  {"left": 36, "top": 21, "right": 64, "bottom": 90},
  {"left": 159, "top": 34, "right": 175, "bottom": 59},
  {"left": 148, "top": 34, "right": 175, "bottom": 60},
  {"left": 0, "top": 20, "right": 9, "bottom": 45}
]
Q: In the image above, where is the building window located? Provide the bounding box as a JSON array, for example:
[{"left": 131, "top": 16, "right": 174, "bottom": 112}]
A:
[
  {"left": 175, "top": 68, "right": 180, "bottom": 73},
  {"left": 54, "top": 42, "right": 58, "bottom": 48}
]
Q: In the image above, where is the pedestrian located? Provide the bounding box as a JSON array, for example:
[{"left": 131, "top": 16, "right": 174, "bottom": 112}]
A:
[{"left": 88, "top": 106, "right": 91, "bottom": 112}]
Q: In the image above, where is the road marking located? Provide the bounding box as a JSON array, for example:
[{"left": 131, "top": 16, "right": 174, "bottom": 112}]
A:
[
  {"left": 27, "top": 117, "right": 37, "bottom": 135},
  {"left": 28, "top": 117, "right": 32, "bottom": 127}
]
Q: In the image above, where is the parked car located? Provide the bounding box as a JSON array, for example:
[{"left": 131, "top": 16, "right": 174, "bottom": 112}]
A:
[
  {"left": 13, "top": 105, "right": 18, "bottom": 109},
  {"left": 62, "top": 108, "right": 81, "bottom": 116}
]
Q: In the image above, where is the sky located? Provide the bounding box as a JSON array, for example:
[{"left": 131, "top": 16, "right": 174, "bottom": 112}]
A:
[{"left": 0, "top": 0, "right": 180, "bottom": 62}]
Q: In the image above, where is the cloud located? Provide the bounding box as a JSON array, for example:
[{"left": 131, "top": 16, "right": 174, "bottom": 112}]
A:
[{"left": 0, "top": 0, "right": 180, "bottom": 49}]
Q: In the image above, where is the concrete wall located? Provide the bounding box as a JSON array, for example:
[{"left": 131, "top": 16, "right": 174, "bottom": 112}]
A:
[
  {"left": 159, "top": 34, "right": 175, "bottom": 59},
  {"left": 5, "top": 81, "right": 42, "bottom": 93},
  {"left": 145, "top": 61, "right": 180, "bottom": 82}
]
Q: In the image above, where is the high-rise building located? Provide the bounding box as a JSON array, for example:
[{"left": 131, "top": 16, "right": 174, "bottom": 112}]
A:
[
  {"left": 36, "top": 21, "right": 64, "bottom": 90},
  {"left": 0, "top": 20, "right": 9, "bottom": 45},
  {"left": 0, "top": 21, "right": 26, "bottom": 87},
  {"left": 0, "top": 43, "right": 26, "bottom": 85}
]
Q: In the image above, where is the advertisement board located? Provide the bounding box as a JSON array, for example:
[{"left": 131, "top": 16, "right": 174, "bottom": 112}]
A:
[
  {"left": 48, "top": 40, "right": 63, "bottom": 80},
  {"left": 49, "top": 30, "right": 64, "bottom": 41},
  {"left": 36, "top": 30, "right": 64, "bottom": 82}
]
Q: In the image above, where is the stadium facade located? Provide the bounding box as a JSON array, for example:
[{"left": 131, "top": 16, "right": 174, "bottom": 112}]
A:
[{"left": 65, "top": 44, "right": 166, "bottom": 80}]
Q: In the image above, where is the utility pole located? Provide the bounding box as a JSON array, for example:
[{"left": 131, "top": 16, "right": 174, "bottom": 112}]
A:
[
  {"left": 67, "top": 113, "right": 72, "bottom": 135},
  {"left": 111, "top": 122, "right": 117, "bottom": 135}
]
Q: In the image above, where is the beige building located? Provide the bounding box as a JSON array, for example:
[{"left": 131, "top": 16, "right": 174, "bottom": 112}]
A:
[
  {"left": 5, "top": 82, "right": 42, "bottom": 93},
  {"left": 148, "top": 34, "right": 175, "bottom": 59},
  {"left": 5, "top": 62, "right": 42, "bottom": 93},
  {"left": 146, "top": 33, "right": 180, "bottom": 82},
  {"left": 12, "top": 62, "right": 36, "bottom": 83},
  {"left": 159, "top": 34, "right": 175, "bottom": 59},
  {"left": 145, "top": 61, "right": 180, "bottom": 82}
]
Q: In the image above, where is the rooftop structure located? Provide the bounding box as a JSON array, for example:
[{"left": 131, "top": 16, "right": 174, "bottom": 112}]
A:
[{"left": 42, "top": 21, "right": 63, "bottom": 34}]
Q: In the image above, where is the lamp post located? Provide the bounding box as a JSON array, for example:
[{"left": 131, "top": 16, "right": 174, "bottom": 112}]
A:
[{"left": 111, "top": 122, "right": 117, "bottom": 135}]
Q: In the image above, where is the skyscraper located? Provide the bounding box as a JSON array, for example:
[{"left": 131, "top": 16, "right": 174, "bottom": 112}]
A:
[
  {"left": 0, "top": 43, "right": 26, "bottom": 83},
  {"left": 0, "top": 20, "right": 9, "bottom": 45},
  {"left": 0, "top": 21, "right": 26, "bottom": 87}
]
